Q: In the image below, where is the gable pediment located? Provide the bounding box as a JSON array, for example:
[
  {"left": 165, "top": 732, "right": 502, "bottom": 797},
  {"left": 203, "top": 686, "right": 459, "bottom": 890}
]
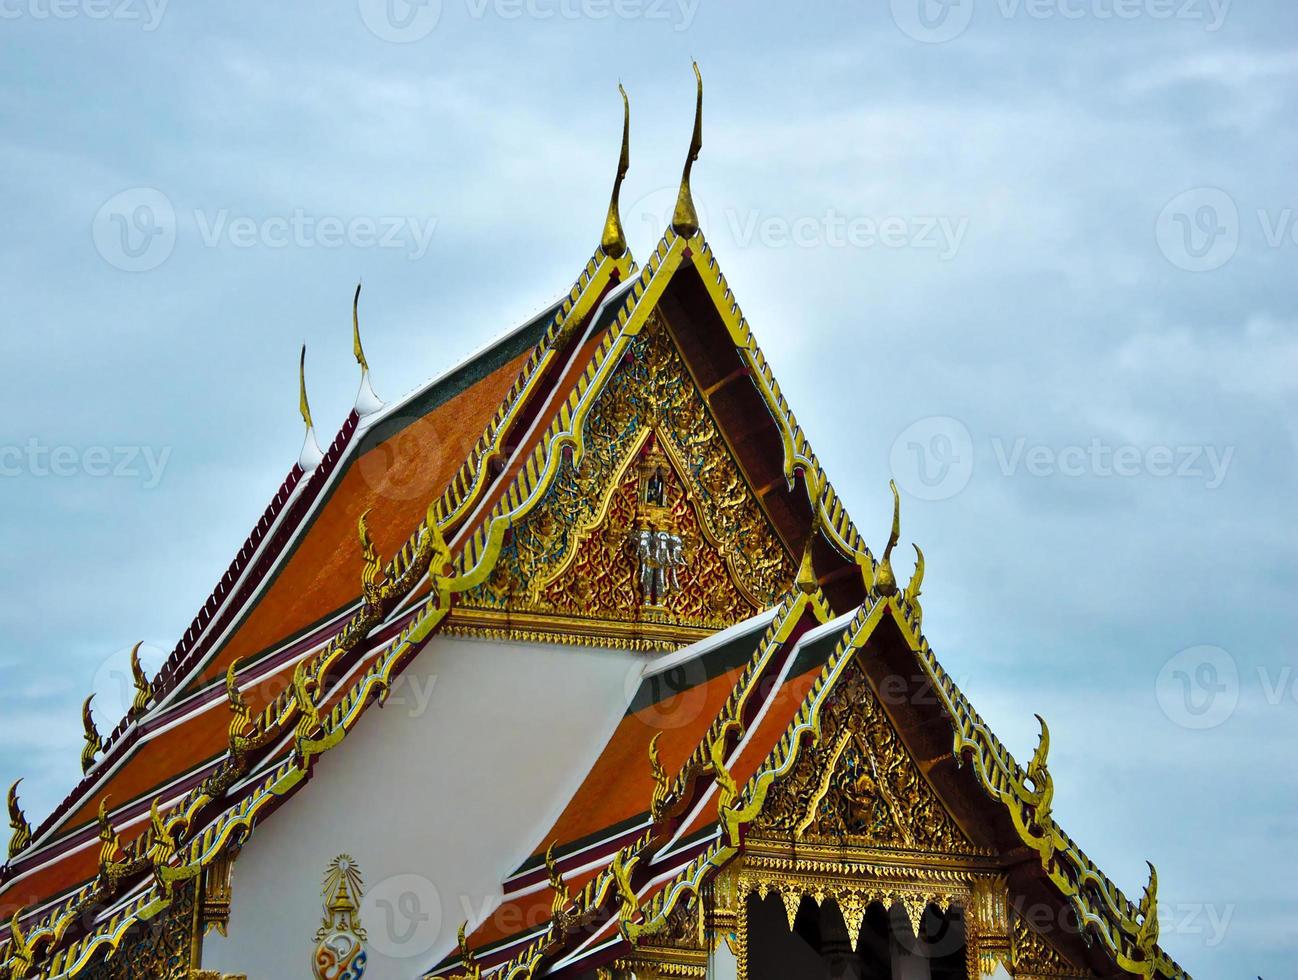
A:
[{"left": 447, "top": 310, "right": 798, "bottom": 650}]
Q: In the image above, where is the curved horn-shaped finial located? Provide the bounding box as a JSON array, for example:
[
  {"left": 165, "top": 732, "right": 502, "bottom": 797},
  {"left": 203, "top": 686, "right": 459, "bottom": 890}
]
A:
[
  {"left": 456, "top": 921, "right": 481, "bottom": 978},
  {"left": 298, "top": 344, "right": 313, "bottom": 432},
  {"left": 648, "top": 731, "right": 671, "bottom": 820},
  {"left": 1136, "top": 861, "right": 1160, "bottom": 953},
  {"left": 600, "top": 84, "right": 632, "bottom": 258},
  {"left": 903, "top": 543, "right": 925, "bottom": 624},
  {"left": 671, "top": 62, "right": 704, "bottom": 237},
  {"left": 352, "top": 283, "right": 384, "bottom": 417},
  {"left": 129, "top": 641, "right": 151, "bottom": 719},
  {"left": 297, "top": 344, "right": 324, "bottom": 470},
  {"left": 544, "top": 841, "right": 571, "bottom": 916},
  {"left": 81, "top": 693, "right": 102, "bottom": 774},
  {"left": 875, "top": 480, "right": 901, "bottom": 596},
  {"left": 8, "top": 778, "right": 32, "bottom": 859},
  {"left": 352, "top": 283, "right": 368, "bottom": 373}
]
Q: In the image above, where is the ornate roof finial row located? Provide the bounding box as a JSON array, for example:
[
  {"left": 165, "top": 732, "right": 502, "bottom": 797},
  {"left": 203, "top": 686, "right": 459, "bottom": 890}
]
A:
[{"left": 671, "top": 61, "right": 704, "bottom": 238}]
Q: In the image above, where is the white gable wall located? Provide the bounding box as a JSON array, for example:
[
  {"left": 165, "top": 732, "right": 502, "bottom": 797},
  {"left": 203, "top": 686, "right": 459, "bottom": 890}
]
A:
[{"left": 201, "top": 633, "right": 643, "bottom": 979}]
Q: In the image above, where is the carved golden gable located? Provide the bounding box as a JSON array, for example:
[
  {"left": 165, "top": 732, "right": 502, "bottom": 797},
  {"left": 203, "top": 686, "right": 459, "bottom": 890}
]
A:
[
  {"left": 753, "top": 659, "right": 978, "bottom": 855},
  {"left": 448, "top": 313, "right": 798, "bottom": 650}
]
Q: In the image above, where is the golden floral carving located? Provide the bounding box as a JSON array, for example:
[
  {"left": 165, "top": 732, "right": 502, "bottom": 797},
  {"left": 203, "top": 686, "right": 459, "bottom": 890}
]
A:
[
  {"left": 459, "top": 313, "right": 795, "bottom": 640},
  {"left": 754, "top": 661, "right": 973, "bottom": 853}
]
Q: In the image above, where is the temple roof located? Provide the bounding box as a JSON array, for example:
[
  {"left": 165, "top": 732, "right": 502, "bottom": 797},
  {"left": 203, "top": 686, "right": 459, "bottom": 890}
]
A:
[{"left": 1, "top": 78, "right": 1187, "bottom": 980}]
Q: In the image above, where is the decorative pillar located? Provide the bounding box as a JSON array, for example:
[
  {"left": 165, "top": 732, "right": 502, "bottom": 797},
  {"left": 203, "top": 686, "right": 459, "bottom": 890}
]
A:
[{"left": 968, "top": 876, "right": 1012, "bottom": 977}]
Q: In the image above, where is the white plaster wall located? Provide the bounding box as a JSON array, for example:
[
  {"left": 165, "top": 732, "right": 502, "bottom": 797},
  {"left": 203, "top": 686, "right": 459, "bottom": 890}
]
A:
[{"left": 202, "top": 634, "right": 642, "bottom": 979}]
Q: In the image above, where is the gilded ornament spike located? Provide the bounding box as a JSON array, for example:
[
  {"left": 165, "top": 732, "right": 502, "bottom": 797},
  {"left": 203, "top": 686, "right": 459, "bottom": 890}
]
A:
[
  {"left": 708, "top": 733, "right": 739, "bottom": 813},
  {"left": 903, "top": 543, "right": 924, "bottom": 624},
  {"left": 600, "top": 84, "right": 631, "bottom": 258},
  {"left": 648, "top": 731, "right": 671, "bottom": 820},
  {"left": 358, "top": 508, "right": 382, "bottom": 600},
  {"left": 1026, "top": 713, "right": 1054, "bottom": 828},
  {"left": 225, "top": 657, "right": 251, "bottom": 741},
  {"left": 875, "top": 481, "right": 901, "bottom": 597},
  {"left": 96, "top": 796, "right": 121, "bottom": 873},
  {"left": 455, "top": 921, "right": 481, "bottom": 979},
  {"left": 147, "top": 797, "right": 177, "bottom": 867},
  {"left": 610, "top": 849, "right": 642, "bottom": 936},
  {"left": 293, "top": 660, "right": 322, "bottom": 743},
  {"left": 80, "top": 693, "right": 101, "bottom": 774},
  {"left": 128, "top": 641, "right": 151, "bottom": 719},
  {"left": 352, "top": 282, "right": 368, "bottom": 372},
  {"left": 7, "top": 779, "right": 32, "bottom": 859},
  {"left": 544, "top": 842, "right": 571, "bottom": 917},
  {"left": 671, "top": 61, "right": 704, "bottom": 237},
  {"left": 1136, "top": 861, "right": 1159, "bottom": 954},
  {"left": 298, "top": 344, "right": 314, "bottom": 432},
  {"left": 7, "top": 907, "right": 35, "bottom": 977}
]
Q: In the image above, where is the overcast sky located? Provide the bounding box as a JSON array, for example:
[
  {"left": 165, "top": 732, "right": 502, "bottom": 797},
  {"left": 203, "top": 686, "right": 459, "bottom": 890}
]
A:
[{"left": 1, "top": 1, "right": 1295, "bottom": 976}]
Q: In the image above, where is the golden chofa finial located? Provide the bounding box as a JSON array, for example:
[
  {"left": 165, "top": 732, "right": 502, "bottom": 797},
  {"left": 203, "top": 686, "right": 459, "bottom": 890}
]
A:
[
  {"left": 352, "top": 282, "right": 383, "bottom": 417},
  {"left": 8, "top": 779, "right": 32, "bottom": 858},
  {"left": 671, "top": 61, "right": 704, "bottom": 237},
  {"left": 1135, "top": 861, "right": 1160, "bottom": 955},
  {"left": 81, "top": 693, "right": 102, "bottom": 774},
  {"left": 298, "top": 344, "right": 324, "bottom": 471},
  {"left": 875, "top": 480, "right": 901, "bottom": 597},
  {"left": 600, "top": 84, "right": 631, "bottom": 259},
  {"left": 129, "top": 641, "right": 152, "bottom": 720}
]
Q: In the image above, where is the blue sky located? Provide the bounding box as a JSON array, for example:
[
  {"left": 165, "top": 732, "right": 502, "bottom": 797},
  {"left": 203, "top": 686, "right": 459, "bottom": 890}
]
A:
[{"left": 1, "top": 0, "right": 1295, "bottom": 975}]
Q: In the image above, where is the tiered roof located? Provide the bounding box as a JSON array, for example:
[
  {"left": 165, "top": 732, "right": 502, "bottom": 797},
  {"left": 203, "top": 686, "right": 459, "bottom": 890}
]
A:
[{"left": 1, "top": 69, "right": 1186, "bottom": 980}]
